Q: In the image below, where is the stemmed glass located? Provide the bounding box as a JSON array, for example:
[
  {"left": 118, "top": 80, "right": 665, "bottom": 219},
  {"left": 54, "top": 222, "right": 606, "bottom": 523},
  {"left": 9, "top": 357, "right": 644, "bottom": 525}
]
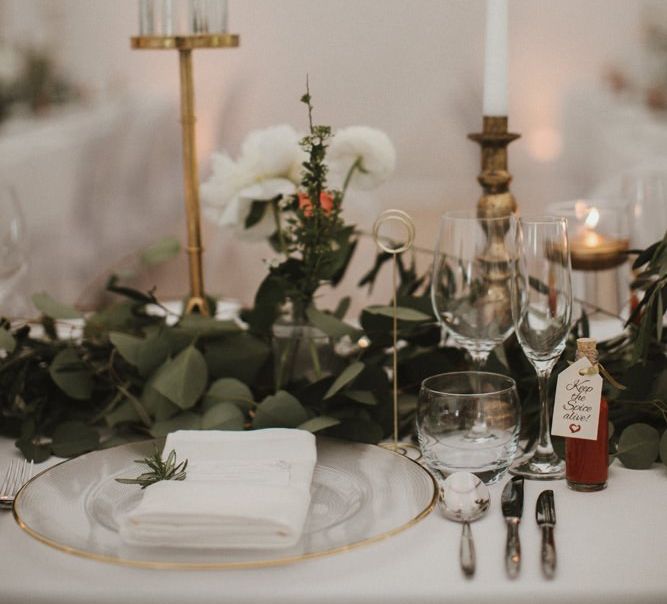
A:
[
  {"left": 509, "top": 216, "right": 572, "bottom": 479},
  {"left": 432, "top": 211, "right": 516, "bottom": 367},
  {"left": 431, "top": 211, "right": 516, "bottom": 441},
  {"left": 0, "top": 187, "right": 29, "bottom": 315}
]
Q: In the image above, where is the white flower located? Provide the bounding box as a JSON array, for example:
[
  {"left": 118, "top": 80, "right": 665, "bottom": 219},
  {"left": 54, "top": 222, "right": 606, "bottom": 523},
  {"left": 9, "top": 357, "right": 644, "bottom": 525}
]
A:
[
  {"left": 328, "top": 126, "right": 396, "bottom": 191},
  {"left": 241, "top": 124, "right": 302, "bottom": 181},
  {"left": 203, "top": 176, "right": 296, "bottom": 241},
  {"left": 201, "top": 125, "right": 303, "bottom": 240}
]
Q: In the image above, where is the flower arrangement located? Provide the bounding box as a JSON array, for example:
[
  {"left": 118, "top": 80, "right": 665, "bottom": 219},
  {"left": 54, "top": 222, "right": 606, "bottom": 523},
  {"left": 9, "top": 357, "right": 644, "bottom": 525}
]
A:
[
  {"left": 0, "top": 84, "right": 664, "bottom": 476},
  {"left": 202, "top": 85, "right": 396, "bottom": 323}
]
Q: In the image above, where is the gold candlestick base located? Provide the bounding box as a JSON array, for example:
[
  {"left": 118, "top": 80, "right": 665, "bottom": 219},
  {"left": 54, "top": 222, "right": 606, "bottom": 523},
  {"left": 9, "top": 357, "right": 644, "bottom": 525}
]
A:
[{"left": 131, "top": 33, "right": 240, "bottom": 316}]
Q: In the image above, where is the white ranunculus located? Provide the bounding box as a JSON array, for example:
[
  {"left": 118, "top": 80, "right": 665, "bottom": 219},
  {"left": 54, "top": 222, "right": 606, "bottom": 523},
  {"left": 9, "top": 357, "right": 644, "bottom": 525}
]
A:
[
  {"left": 200, "top": 152, "right": 256, "bottom": 209},
  {"left": 328, "top": 126, "right": 396, "bottom": 191},
  {"left": 203, "top": 176, "right": 296, "bottom": 241},
  {"left": 241, "top": 124, "right": 302, "bottom": 181},
  {"left": 201, "top": 125, "right": 304, "bottom": 241}
]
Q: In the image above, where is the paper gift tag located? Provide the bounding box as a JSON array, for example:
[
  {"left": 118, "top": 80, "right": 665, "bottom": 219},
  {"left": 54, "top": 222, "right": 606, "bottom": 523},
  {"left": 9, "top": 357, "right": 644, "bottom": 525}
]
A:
[{"left": 551, "top": 357, "right": 603, "bottom": 441}]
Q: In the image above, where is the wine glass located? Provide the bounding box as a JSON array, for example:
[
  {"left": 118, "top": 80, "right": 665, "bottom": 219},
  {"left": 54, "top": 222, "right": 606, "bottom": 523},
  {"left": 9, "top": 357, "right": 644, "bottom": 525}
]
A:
[
  {"left": 0, "top": 187, "right": 29, "bottom": 315},
  {"left": 509, "top": 216, "right": 572, "bottom": 480},
  {"left": 431, "top": 211, "right": 516, "bottom": 442},
  {"left": 431, "top": 211, "right": 516, "bottom": 368}
]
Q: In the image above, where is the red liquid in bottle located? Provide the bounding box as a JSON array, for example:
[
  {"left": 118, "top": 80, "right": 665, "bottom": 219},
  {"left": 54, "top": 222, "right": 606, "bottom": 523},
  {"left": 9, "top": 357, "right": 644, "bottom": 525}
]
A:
[{"left": 566, "top": 396, "right": 608, "bottom": 491}]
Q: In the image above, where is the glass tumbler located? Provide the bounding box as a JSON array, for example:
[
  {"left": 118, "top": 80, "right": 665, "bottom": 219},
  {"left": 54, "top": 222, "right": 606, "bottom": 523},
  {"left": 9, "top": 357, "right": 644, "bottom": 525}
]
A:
[{"left": 417, "top": 372, "right": 520, "bottom": 484}]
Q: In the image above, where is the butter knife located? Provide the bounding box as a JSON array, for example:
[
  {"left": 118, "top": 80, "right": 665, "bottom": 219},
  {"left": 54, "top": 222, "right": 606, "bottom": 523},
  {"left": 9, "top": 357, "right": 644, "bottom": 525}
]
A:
[
  {"left": 501, "top": 476, "right": 523, "bottom": 578},
  {"left": 536, "top": 489, "right": 557, "bottom": 578}
]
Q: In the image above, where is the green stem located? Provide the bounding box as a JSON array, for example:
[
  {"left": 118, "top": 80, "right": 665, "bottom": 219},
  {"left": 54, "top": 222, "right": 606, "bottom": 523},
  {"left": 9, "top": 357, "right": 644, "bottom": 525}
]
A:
[
  {"left": 342, "top": 157, "right": 363, "bottom": 199},
  {"left": 308, "top": 337, "right": 322, "bottom": 379},
  {"left": 271, "top": 201, "right": 287, "bottom": 255}
]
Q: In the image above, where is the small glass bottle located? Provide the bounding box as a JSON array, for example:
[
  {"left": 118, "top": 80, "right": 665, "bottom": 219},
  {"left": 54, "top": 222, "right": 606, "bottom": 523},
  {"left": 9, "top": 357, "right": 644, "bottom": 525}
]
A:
[{"left": 566, "top": 338, "right": 608, "bottom": 491}]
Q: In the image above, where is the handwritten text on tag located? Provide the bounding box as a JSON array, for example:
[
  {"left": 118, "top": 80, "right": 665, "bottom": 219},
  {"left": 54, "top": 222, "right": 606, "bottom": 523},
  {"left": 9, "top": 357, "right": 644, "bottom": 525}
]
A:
[{"left": 551, "top": 357, "right": 603, "bottom": 441}]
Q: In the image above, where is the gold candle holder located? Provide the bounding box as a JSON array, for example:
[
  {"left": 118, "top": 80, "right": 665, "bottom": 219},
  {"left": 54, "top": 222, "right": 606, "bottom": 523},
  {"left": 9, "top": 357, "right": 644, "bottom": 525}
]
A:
[
  {"left": 468, "top": 116, "right": 520, "bottom": 220},
  {"left": 467, "top": 116, "right": 521, "bottom": 327},
  {"left": 131, "top": 33, "right": 240, "bottom": 315}
]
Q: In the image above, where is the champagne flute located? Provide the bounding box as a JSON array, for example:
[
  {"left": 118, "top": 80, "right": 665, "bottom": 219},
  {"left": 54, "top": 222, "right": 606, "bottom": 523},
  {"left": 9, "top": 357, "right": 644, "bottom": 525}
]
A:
[
  {"left": 509, "top": 216, "right": 572, "bottom": 480},
  {"left": 0, "top": 187, "right": 29, "bottom": 316},
  {"left": 431, "top": 211, "right": 516, "bottom": 441}
]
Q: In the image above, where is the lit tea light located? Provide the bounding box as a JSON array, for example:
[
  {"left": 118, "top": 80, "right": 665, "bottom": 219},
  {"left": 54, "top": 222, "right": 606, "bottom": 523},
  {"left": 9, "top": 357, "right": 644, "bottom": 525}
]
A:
[{"left": 569, "top": 203, "right": 628, "bottom": 271}]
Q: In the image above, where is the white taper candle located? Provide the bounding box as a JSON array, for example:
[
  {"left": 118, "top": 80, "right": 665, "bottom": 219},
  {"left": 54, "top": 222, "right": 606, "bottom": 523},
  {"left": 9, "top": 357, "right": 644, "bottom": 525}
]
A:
[{"left": 482, "top": 0, "right": 508, "bottom": 116}]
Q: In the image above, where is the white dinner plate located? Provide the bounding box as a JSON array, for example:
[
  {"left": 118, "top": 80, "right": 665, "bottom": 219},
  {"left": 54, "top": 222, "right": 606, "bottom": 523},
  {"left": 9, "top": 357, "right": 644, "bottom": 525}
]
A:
[{"left": 13, "top": 437, "right": 437, "bottom": 569}]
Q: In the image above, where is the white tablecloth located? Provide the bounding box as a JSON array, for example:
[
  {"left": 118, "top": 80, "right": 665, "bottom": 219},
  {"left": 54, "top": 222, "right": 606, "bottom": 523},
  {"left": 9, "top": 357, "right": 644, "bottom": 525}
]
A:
[{"left": 1, "top": 437, "right": 666, "bottom": 604}]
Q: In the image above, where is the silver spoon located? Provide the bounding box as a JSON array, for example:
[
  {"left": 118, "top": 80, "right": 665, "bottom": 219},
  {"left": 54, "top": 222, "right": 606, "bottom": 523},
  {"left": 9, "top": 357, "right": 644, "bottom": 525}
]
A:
[{"left": 439, "top": 471, "right": 491, "bottom": 578}]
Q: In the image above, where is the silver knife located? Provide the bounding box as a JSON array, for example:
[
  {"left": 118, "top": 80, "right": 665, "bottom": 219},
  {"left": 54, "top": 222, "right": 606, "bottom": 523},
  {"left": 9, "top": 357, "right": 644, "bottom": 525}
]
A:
[
  {"left": 536, "top": 489, "right": 557, "bottom": 578},
  {"left": 501, "top": 476, "right": 523, "bottom": 578}
]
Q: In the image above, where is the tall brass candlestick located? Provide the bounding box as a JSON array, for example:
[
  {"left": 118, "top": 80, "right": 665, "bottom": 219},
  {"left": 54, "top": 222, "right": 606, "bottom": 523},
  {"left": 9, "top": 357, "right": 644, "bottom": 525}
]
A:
[
  {"left": 468, "top": 116, "right": 520, "bottom": 331},
  {"left": 131, "top": 34, "right": 240, "bottom": 315}
]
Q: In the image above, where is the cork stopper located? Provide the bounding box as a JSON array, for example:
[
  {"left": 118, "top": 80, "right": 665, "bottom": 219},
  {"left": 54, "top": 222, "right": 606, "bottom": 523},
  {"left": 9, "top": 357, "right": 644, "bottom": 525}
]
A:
[{"left": 576, "top": 337, "right": 598, "bottom": 365}]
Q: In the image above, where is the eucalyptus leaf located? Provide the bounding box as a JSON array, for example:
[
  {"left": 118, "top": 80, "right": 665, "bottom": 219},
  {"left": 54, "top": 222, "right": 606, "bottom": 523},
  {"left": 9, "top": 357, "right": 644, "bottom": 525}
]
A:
[
  {"left": 15, "top": 439, "right": 52, "bottom": 463},
  {"left": 305, "top": 307, "right": 359, "bottom": 339},
  {"left": 343, "top": 390, "right": 377, "bottom": 406},
  {"left": 617, "top": 423, "right": 660, "bottom": 469},
  {"left": 140, "top": 236, "right": 180, "bottom": 265},
  {"left": 204, "top": 334, "right": 270, "bottom": 383},
  {"left": 365, "top": 305, "right": 431, "bottom": 322},
  {"left": 152, "top": 346, "right": 207, "bottom": 409},
  {"left": 326, "top": 417, "right": 384, "bottom": 443},
  {"left": 142, "top": 380, "right": 181, "bottom": 421},
  {"left": 177, "top": 316, "right": 241, "bottom": 337},
  {"left": 105, "top": 399, "right": 142, "bottom": 428},
  {"left": 32, "top": 292, "right": 82, "bottom": 319},
  {"left": 202, "top": 403, "right": 245, "bottom": 430},
  {"left": 324, "top": 361, "right": 365, "bottom": 399},
  {"left": 150, "top": 412, "right": 202, "bottom": 437},
  {"left": 51, "top": 421, "right": 100, "bottom": 457},
  {"left": 202, "top": 378, "right": 254, "bottom": 412},
  {"left": 253, "top": 391, "right": 309, "bottom": 429},
  {"left": 49, "top": 348, "right": 93, "bottom": 400},
  {"left": 136, "top": 330, "right": 173, "bottom": 377},
  {"left": 334, "top": 296, "right": 351, "bottom": 319},
  {"left": 298, "top": 416, "right": 341, "bottom": 433},
  {"left": 0, "top": 327, "right": 15, "bottom": 352},
  {"left": 109, "top": 332, "right": 143, "bottom": 367},
  {"left": 660, "top": 430, "right": 667, "bottom": 467}
]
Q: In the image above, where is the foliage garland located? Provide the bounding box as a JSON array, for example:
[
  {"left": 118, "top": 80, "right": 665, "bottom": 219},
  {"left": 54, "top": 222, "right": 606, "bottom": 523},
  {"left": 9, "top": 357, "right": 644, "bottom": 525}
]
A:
[{"left": 0, "top": 93, "right": 664, "bottom": 471}]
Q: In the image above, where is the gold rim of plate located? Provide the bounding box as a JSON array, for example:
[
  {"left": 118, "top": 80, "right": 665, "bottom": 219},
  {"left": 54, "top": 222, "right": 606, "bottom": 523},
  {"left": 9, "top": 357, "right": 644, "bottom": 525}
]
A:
[
  {"left": 12, "top": 440, "right": 438, "bottom": 570},
  {"left": 131, "top": 34, "right": 240, "bottom": 50}
]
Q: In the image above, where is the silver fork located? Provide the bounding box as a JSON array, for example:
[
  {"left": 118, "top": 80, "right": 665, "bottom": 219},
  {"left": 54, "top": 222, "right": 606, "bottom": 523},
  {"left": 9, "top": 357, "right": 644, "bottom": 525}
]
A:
[{"left": 0, "top": 459, "right": 34, "bottom": 509}]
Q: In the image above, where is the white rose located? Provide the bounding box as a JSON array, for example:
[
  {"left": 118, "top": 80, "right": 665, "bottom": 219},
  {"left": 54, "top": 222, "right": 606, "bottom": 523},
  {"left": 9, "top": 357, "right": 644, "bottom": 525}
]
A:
[{"left": 328, "top": 126, "right": 396, "bottom": 191}]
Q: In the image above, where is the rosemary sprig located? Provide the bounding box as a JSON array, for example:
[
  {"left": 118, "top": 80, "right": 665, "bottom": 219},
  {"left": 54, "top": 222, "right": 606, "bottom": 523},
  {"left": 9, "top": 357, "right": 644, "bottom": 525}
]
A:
[{"left": 115, "top": 447, "right": 188, "bottom": 489}]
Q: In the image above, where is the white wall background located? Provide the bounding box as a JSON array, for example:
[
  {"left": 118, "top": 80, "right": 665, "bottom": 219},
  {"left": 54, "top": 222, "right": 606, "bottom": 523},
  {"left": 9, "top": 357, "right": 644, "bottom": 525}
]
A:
[{"left": 0, "top": 0, "right": 651, "bottom": 307}]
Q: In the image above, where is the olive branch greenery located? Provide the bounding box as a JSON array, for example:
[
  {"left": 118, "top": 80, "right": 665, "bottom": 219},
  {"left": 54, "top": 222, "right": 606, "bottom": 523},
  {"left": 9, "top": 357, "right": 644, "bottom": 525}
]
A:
[{"left": 115, "top": 447, "right": 188, "bottom": 489}]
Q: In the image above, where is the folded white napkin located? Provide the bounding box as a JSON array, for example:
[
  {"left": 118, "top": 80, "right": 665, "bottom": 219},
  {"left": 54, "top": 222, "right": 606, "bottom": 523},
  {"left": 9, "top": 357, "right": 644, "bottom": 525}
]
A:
[{"left": 117, "top": 428, "right": 317, "bottom": 550}]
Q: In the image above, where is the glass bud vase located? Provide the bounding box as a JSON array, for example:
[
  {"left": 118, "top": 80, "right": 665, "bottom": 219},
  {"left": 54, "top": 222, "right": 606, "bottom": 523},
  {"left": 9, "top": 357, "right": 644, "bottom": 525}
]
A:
[{"left": 272, "top": 317, "right": 337, "bottom": 390}]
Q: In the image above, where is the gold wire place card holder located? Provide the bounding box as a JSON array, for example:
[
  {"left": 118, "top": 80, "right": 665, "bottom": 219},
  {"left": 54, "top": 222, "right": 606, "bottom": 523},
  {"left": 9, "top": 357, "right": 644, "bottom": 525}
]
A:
[
  {"left": 372, "top": 210, "right": 418, "bottom": 455},
  {"left": 131, "top": 0, "right": 239, "bottom": 316}
]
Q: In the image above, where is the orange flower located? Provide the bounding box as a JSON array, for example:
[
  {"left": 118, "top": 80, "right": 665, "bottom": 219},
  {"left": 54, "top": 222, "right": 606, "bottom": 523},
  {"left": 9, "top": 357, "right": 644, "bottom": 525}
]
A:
[{"left": 298, "top": 191, "right": 334, "bottom": 217}]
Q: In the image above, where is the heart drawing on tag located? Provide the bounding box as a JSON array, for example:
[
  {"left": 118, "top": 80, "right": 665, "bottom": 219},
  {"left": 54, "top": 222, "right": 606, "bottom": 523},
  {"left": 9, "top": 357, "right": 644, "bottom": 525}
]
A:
[{"left": 569, "top": 423, "right": 582, "bottom": 433}]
